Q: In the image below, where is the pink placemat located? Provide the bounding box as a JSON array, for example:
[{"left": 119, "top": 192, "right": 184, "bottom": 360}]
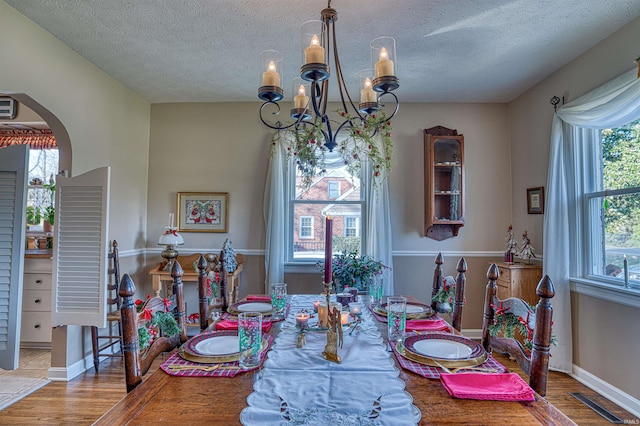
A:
[
  {"left": 440, "top": 372, "right": 535, "bottom": 401},
  {"left": 215, "top": 319, "right": 273, "bottom": 333},
  {"left": 160, "top": 333, "right": 274, "bottom": 377},
  {"left": 368, "top": 306, "right": 452, "bottom": 332},
  {"left": 390, "top": 338, "right": 507, "bottom": 379},
  {"left": 222, "top": 303, "right": 290, "bottom": 323}
]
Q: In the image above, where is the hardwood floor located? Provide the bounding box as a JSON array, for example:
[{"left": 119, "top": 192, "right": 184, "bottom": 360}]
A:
[{"left": 0, "top": 352, "right": 637, "bottom": 425}]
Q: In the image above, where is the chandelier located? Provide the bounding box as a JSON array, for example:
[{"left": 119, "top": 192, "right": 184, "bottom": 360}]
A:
[{"left": 258, "top": 1, "right": 399, "bottom": 152}]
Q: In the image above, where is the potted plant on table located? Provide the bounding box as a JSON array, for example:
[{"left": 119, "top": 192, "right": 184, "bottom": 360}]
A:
[
  {"left": 42, "top": 180, "right": 55, "bottom": 232},
  {"left": 318, "top": 251, "right": 390, "bottom": 293}
]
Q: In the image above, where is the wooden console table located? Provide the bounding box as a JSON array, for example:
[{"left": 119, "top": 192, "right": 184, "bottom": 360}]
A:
[{"left": 149, "top": 253, "right": 244, "bottom": 304}]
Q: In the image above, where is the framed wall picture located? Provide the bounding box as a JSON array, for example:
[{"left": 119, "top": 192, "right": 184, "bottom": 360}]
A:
[
  {"left": 177, "top": 192, "right": 229, "bottom": 232},
  {"left": 527, "top": 187, "right": 544, "bottom": 214}
]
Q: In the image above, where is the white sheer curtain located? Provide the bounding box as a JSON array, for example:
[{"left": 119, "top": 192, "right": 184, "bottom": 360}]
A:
[
  {"left": 264, "top": 132, "right": 394, "bottom": 294},
  {"left": 545, "top": 68, "right": 640, "bottom": 372}
]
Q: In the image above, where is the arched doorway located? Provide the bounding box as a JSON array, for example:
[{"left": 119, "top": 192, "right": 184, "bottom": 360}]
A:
[{"left": 0, "top": 93, "right": 72, "bottom": 369}]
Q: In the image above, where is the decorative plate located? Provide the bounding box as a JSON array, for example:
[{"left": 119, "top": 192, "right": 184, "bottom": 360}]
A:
[
  {"left": 397, "top": 332, "right": 487, "bottom": 368},
  {"left": 227, "top": 300, "right": 273, "bottom": 315},
  {"left": 179, "top": 330, "right": 268, "bottom": 364},
  {"left": 374, "top": 302, "right": 434, "bottom": 319}
]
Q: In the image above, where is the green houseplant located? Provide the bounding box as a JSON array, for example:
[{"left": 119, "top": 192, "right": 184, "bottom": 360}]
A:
[
  {"left": 317, "top": 251, "right": 390, "bottom": 292},
  {"left": 42, "top": 180, "right": 55, "bottom": 229},
  {"left": 26, "top": 205, "right": 42, "bottom": 226}
]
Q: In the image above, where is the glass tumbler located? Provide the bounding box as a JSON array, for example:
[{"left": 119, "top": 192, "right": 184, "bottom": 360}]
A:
[
  {"left": 387, "top": 296, "right": 407, "bottom": 343},
  {"left": 238, "top": 312, "right": 263, "bottom": 369},
  {"left": 370, "top": 275, "right": 383, "bottom": 307},
  {"left": 270, "top": 282, "right": 287, "bottom": 319}
]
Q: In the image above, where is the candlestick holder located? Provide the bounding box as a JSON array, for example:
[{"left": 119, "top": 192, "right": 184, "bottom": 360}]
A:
[{"left": 322, "top": 281, "right": 342, "bottom": 363}]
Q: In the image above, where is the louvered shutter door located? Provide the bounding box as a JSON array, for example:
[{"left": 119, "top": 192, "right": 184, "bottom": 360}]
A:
[
  {"left": 0, "top": 145, "right": 28, "bottom": 370},
  {"left": 52, "top": 167, "right": 110, "bottom": 328}
]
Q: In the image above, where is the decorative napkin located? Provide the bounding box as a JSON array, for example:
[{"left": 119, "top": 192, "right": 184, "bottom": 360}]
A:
[
  {"left": 440, "top": 372, "right": 535, "bottom": 401},
  {"left": 215, "top": 319, "right": 273, "bottom": 333},
  {"left": 405, "top": 318, "right": 452, "bottom": 333},
  {"left": 390, "top": 341, "right": 507, "bottom": 379},
  {"left": 160, "top": 333, "right": 274, "bottom": 377},
  {"left": 246, "top": 295, "right": 272, "bottom": 302}
]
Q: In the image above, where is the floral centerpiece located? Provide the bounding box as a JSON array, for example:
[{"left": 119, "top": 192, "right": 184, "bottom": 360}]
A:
[
  {"left": 135, "top": 295, "right": 180, "bottom": 351},
  {"left": 317, "top": 251, "right": 390, "bottom": 292},
  {"left": 431, "top": 276, "right": 457, "bottom": 313}
]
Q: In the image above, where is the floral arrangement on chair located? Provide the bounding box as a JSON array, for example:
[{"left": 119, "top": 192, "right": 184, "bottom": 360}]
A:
[
  {"left": 488, "top": 300, "right": 556, "bottom": 355},
  {"left": 431, "top": 276, "right": 458, "bottom": 313},
  {"left": 135, "top": 295, "right": 181, "bottom": 351},
  {"left": 316, "top": 251, "right": 390, "bottom": 292}
]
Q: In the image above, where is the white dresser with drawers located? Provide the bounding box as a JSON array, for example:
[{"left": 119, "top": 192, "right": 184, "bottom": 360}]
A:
[{"left": 21, "top": 256, "right": 53, "bottom": 347}]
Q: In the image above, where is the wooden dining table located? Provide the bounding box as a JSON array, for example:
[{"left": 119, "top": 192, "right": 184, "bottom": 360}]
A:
[{"left": 94, "top": 296, "right": 576, "bottom": 425}]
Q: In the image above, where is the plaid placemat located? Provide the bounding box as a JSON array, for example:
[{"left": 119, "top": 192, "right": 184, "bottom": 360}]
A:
[
  {"left": 160, "top": 333, "right": 274, "bottom": 377},
  {"left": 368, "top": 305, "right": 387, "bottom": 323},
  {"left": 390, "top": 339, "right": 507, "bottom": 379}
]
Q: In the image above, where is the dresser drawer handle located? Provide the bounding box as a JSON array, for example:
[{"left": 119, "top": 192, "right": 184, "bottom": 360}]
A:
[
  {"left": 34, "top": 324, "right": 41, "bottom": 329},
  {"left": 35, "top": 298, "right": 41, "bottom": 304},
  {"left": 35, "top": 279, "right": 43, "bottom": 284}
]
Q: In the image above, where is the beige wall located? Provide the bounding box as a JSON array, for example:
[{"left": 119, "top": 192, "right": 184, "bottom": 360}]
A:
[
  {"left": 508, "top": 16, "right": 640, "bottom": 398},
  {"left": 147, "top": 102, "right": 512, "bottom": 328},
  {"left": 1, "top": 0, "right": 151, "bottom": 369}
]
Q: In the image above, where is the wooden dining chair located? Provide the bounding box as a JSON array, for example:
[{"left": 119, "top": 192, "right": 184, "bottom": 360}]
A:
[
  {"left": 119, "top": 260, "right": 187, "bottom": 392},
  {"left": 481, "top": 263, "right": 555, "bottom": 396},
  {"left": 91, "top": 240, "right": 122, "bottom": 372},
  {"left": 430, "top": 252, "right": 467, "bottom": 331}
]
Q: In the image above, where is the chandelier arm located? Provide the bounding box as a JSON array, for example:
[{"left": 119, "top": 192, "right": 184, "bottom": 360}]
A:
[
  {"left": 259, "top": 102, "right": 298, "bottom": 131},
  {"left": 331, "top": 20, "right": 364, "bottom": 120},
  {"left": 309, "top": 81, "right": 324, "bottom": 119},
  {"left": 377, "top": 91, "right": 400, "bottom": 121}
]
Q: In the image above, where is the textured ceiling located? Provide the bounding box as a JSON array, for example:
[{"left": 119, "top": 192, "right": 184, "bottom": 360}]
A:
[{"left": 6, "top": 0, "right": 640, "bottom": 103}]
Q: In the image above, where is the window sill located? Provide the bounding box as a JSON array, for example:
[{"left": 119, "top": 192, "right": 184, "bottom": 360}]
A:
[
  {"left": 284, "top": 262, "right": 320, "bottom": 274},
  {"left": 570, "top": 277, "right": 640, "bottom": 309}
]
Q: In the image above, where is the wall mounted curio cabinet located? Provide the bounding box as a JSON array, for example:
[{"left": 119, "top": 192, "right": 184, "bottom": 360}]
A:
[{"left": 424, "top": 126, "right": 464, "bottom": 240}]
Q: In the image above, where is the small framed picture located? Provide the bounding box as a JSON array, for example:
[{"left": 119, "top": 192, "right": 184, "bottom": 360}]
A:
[
  {"left": 527, "top": 187, "right": 544, "bottom": 214},
  {"left": 177, "top": 192, "right": 229, "bottom": 232}
]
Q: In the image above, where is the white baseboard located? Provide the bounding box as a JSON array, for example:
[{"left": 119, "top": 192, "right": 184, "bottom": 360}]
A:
[
  {"left": 47, "top": 357, "right": 87, "bottom": 381},
  {"left": 571, "top": 364, "right": 640, "bottom": 418}
]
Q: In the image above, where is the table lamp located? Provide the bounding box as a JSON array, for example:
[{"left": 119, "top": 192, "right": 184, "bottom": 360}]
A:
[{"left": 158, "top": 226, "right": 184, "bottom": 272}]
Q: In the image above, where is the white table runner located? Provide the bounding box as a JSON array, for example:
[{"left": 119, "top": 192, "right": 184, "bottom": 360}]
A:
[{"left": 240, "top": 295, "right": 421, "bottom": 425}]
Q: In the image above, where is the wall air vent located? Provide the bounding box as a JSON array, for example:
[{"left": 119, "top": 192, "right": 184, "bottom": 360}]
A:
[{"left": 0, "top": 97, "right": 17, "bottom": 119}]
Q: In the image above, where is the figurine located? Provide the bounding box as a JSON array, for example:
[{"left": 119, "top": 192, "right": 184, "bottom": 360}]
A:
[
  {"left": 504, "top": 225, "right": 519, "bottom": 263},
  {"left": 519, "top": 230, "right": 536, "bottom": 264}
]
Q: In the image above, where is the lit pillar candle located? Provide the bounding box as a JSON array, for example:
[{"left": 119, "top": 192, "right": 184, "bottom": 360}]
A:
[
  {"left": 318, "top": 302, "right": 328, "bottom": 327},
  {"left": 294, "top": 84, "right": 309, "bottom": 109},
  {"left": 312, "top": 299, "right": 321, "bottom": 312},
  {"left": 324, "top": 216, "right": 332, "bottom": 283},
  {"left": 349, "top": 302, "right": 362, "bottom": 317},
  {"left": 262, "top": 60, "right": 281, "bottom": 87},
  {"left": 341, "top": 310, "right": 350, "bottom": 326},
  {"left": 304, "top": 35, "right": 325, "bottom": 64},
  {"left": 375, "top": 47, "right": 395, "bottom": 77},
  {"left": 360, "top": 77, "right": 376, "bottom": 103},
  {"left": 295, "top": 312, "right": 310, "bottom": 328}
]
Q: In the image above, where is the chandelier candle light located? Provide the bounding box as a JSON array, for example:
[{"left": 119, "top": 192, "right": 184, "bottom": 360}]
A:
[{"left": 258, "top": 0, "right": 399, "bottom": 152}]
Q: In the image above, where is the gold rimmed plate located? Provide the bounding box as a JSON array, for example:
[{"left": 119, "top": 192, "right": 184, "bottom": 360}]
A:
[
  {"left": 227, "top": 300, "right": 273, "bottom": 315},
  {"left": 179, "top": 330, "right": 268, "bottom": 364},
  {"left": 396, "top": 332, "right": 487, "bottom": 368},
  {"left": 374, "top": 302, "right": 435, "bottom": 319}
]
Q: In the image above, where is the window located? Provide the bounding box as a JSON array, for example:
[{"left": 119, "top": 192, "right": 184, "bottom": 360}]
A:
[
  {"left": 289, "top": 151, "right": 366, "bottom": 261},
  {"left": 585, "top": 119, "right": 640, "bottom": 287},
  {"left": 327, "top": 180, "right": 340, "bottom": 198},
  {"left": 299, "top": 216, "right": 313, "bottom": 239},
  {"left": 345, "top": 216, "right": 360, "bottom": 237}
]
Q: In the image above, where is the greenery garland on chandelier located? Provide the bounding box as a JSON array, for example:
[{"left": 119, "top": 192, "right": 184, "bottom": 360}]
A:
[{"left": 271, "top": 111, "right": 393, "bottom": 189}]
